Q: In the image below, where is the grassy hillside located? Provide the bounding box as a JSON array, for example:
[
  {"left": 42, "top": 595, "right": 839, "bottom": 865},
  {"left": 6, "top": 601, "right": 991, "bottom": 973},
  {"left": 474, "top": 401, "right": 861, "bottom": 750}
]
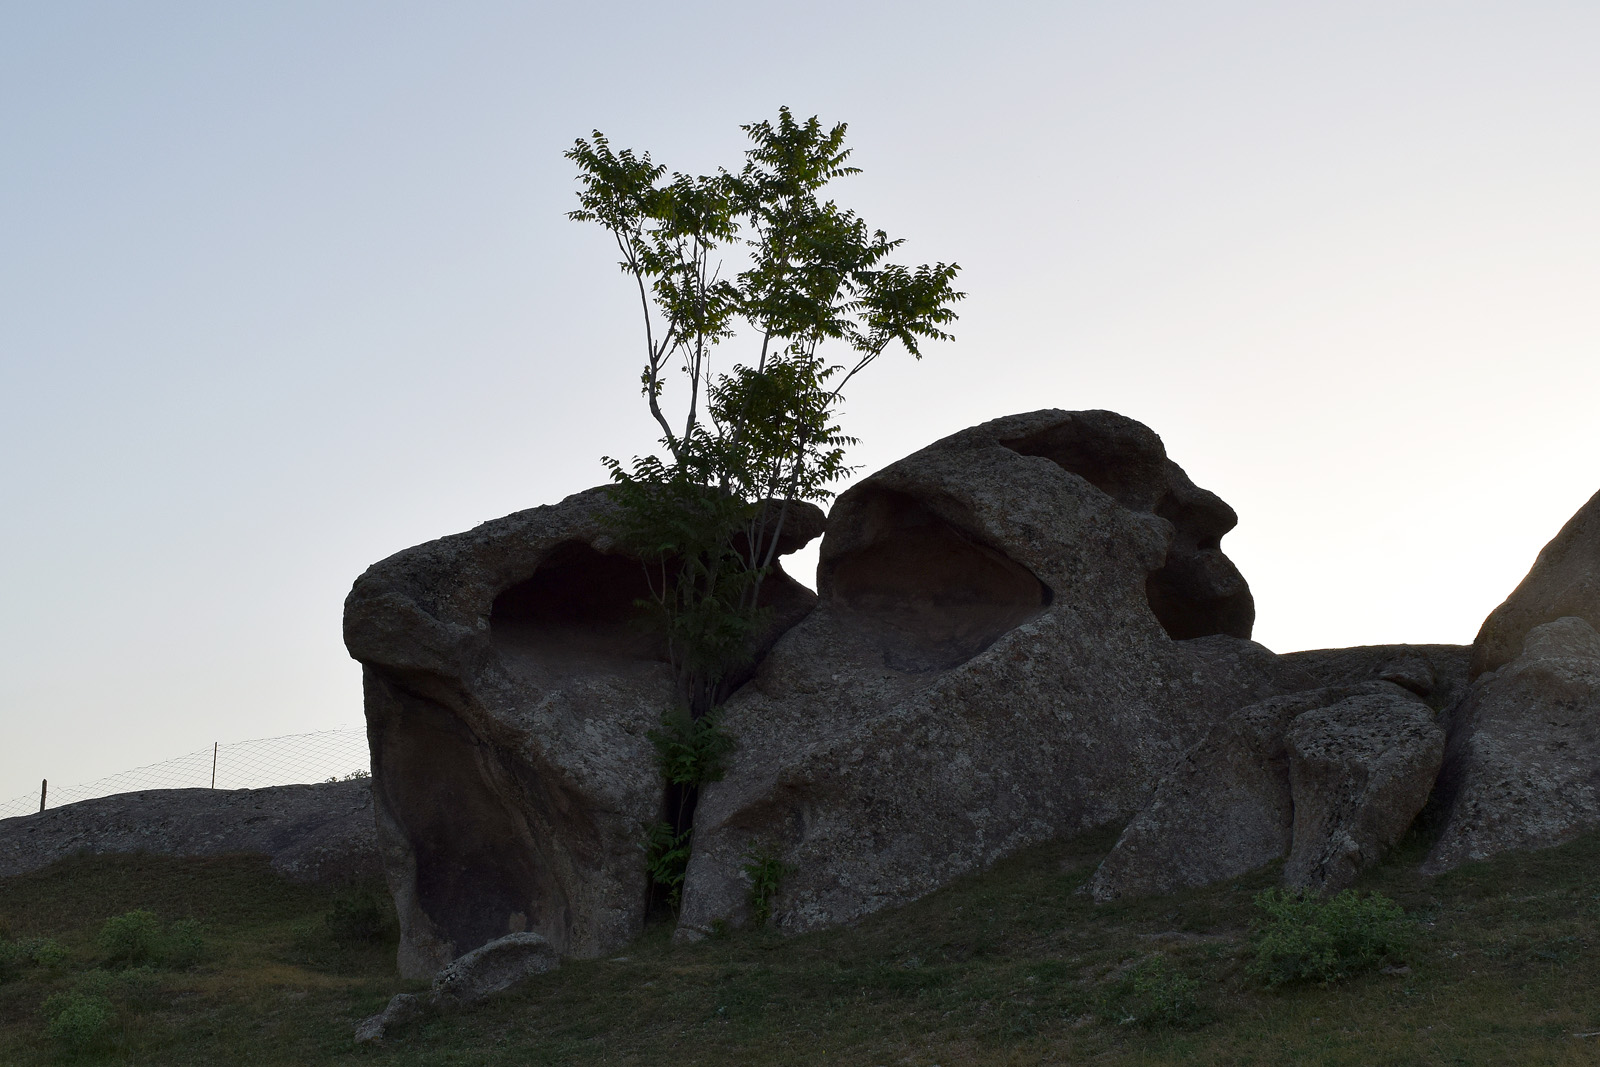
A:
[{"left": 2, "top": 824, "right": 1598, "bottom": 1065}]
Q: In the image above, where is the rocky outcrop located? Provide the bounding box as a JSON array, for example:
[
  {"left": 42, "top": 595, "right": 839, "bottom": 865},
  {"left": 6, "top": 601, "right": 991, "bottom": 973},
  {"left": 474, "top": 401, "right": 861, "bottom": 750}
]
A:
[
  {"left": 675, "top": 409, "right": 1290, "bottom": 938},
  {"left": 1471, "top": 489, "right": 1600, "bottom": 679},
  {"left": 1280, "top": 643, "right": 1471, "bottom": 712},
  {"left": 1283, "top": 694, "right": 1443, "bottom": 890},
  {"left": 344, "top": 486, "right": 822, "bottom": 978},
  {"left": 0, "top": 780, "right": 379, "bottom": 884},
  {"left": 349, "top": 409, "right": 1599, "bottom": 958},
  {"left": 1424, "top": 616, "right": 1600, "bottom": 874},
  {"left": 1087, "top": 682, "right": 1440, "bottom": 899}
]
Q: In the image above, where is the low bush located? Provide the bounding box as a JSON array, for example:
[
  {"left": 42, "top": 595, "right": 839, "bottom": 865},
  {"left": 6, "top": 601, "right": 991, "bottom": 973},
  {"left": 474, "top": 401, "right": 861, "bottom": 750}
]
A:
[
  {"left": 98, "top": 910, "right": 204, "bottom": 969},
  {"left": 1097, "top": 955, "right": 1205, "bottom": 1028},
  {"left": 41, "top": 990, "right": 115, "bottom": 1049},
  {"left": 324, "top": 890, "right": 391, "bottom": 944},
  {"left": 0, "top": 936, "right": 67, "bottom": 982},
  {"left": 99, "top": 910, "right": 161, "bottom": 966},
  {"left": 1246, "top": 888, "right": 1411, "bottom": 988}
]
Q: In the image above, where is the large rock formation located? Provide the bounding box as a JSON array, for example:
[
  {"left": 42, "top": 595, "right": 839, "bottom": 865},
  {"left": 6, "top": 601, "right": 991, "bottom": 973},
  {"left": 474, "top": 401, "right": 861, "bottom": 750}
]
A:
[
  {"left": 675, "top": 409, "right": 1289, "bottom": 937},
  {"left": 344, "top": 486, "right": 823, "bottom": 977},
  {"left": 1424, "top": 616, "right": 1600, "bottom": 874},
  {"left": 1087, "top": 682, "right": 1441, "bottom": 899},
  {"left": 1471, "top": 489, "right": 1600, "bottom": 679},
  {"left": 349, "top": 410, "right": 1597, "bottom": 962},
  {"left": 0, "top": 780, "right": 379, "bottom": 884}
]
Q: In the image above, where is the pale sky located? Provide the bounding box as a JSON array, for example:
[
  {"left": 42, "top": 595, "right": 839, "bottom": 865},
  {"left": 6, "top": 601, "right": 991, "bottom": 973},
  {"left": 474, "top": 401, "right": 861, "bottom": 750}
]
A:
[{"left": 3, "top": 2, "right": 1597, "bottom": 804}]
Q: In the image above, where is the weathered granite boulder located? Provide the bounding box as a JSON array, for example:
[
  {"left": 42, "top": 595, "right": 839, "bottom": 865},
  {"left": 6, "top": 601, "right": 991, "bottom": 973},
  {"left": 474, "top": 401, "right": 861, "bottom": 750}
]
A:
[
  {"left": 1424, "top": 616, "right": 1600, "bottom": 874},
  {"left": 344, "top": 486, "right": 823, "bottom": 977},
  {"left": 1283, "top": 694, "right": 1443, "bottom": 890},
  {"left": 354, "top": 993, "right": 422, "bottom": 1045},
  {"left": 1087, "top": 682, "right": 1439, "bottom": 899},
  {"left": 676, "top": 409, "right": 1293, "bottom": 938},
  {"left": 0, "top": 780, "right": 379, "bottom": 884},
  {"left": 1280, "top": 643, "right": 1472, "bottom": 712},
  {"left": 1087, "top": 687, "right": 1334, "bottom": 901},
  {"left": 1471, "top": 489, "right": 1600, "bottom": 679},
  {"left": 354, "top": 931, "right": 560, "bottom": 1042},
  {"left": 430, "top": 931, "right": 559, "bottom": 1007}
]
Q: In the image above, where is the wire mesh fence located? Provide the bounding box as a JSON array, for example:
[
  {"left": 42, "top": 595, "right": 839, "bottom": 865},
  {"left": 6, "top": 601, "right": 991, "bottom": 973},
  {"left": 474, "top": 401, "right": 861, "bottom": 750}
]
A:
[{"left": 0, "top": 728, "right": 372, "bottom": 821}]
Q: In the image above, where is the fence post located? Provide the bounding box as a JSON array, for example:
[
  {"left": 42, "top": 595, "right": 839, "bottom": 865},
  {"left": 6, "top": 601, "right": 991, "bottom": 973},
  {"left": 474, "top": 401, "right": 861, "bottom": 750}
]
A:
[
  {"left": 39, "top": 779, "right": 47, "bottom": 813},
  {"left": 211, "top": 742, "right": 218, "bottom": 789}
]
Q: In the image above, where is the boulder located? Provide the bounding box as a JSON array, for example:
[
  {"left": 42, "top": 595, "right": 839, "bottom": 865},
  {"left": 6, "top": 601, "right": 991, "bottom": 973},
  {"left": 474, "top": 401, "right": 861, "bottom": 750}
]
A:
[
  {"left": 676, "top": 409, "right": 1292, "bottom": 937},
  {"left": 344, "top": 486, "right": 823, "bottom": 977},
  {"left": 0, "top": 780, "right": 379, "bottom": 884},
  {"left": 1424, "top": 616, "right": 1600, "bottom": 874},
  {"left": 1471, "top": 489, "right": 1600, "bottom": 679},
  {"left": 1280, "top": 643, "right": 1472, "bottom": 711},
  {"left": 1283, "top": 693, "right": 1443, "bottom": 891},
  {"left": 1087, "top": 682, "right": 1438, "bottom": 900},
  {"left": 353, "top": 931, "right": 559, "bottom": 1042},
  {"left": 354, "top": 992, "right": 422, "bottom": 1045},
  {"left": 430, "top": 931, "right": 559, "bottom": 1007}
]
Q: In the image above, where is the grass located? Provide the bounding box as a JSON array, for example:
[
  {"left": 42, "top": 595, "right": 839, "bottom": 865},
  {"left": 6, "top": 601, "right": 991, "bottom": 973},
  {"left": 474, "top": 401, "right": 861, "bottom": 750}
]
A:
[{"left": 1, "top": 824, "right": 1599, "bottom": 1065}]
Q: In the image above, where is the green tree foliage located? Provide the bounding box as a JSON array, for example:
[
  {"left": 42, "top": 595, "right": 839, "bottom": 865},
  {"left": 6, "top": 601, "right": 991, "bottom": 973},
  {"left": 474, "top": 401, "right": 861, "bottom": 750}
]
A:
[
  {"left": 643, "top": 821, "right": 695, "bottom": 912},
  {"left": 648, "top": 706, "right": 736, "bottom": 788},
  {"left": 571, "top": 110, "right": 960, "bottom": 911},
  {"left": 567, "top": 108, "right": 963, "bottom": 717}
]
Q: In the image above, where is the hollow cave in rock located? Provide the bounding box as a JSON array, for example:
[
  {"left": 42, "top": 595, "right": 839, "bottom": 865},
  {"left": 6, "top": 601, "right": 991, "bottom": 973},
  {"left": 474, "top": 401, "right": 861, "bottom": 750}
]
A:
[
  {"left": 489, "top": 541, "right": 667, "bottom": 666},
  {"left": 371, "top": 694, "right": 574, "bottom": 956},
  {"left": 827, "top": 489, "right": 1052, "bottom": 672}
]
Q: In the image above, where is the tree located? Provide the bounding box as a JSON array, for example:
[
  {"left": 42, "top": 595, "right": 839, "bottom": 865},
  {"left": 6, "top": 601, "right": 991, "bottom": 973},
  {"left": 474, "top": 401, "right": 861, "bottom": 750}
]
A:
[
  {"left": 568, "top": 110, "right": 962, "bottom": 881},
  {"left": 568, "top": 108, "right": 963, "bottom": 715}
]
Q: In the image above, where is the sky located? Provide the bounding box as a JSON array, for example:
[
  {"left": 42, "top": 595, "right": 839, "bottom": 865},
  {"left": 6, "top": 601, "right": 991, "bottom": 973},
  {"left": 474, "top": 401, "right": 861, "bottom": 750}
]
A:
[{"left": 2, "top": 1, "right": 1597, "bottom": 804}]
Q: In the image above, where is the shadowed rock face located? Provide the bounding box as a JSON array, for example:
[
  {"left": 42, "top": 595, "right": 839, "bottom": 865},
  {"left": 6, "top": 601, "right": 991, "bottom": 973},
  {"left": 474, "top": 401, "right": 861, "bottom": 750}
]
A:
[
  {"left": 998, "top": 410, "right": 1254, "bottom": 641},
  {"left": 676, "top": 410, "right": 1284, "bottom": 939},
  {"left": 344, "top": 487, "right": 822, "bottom": 978},
  {"left": 1279, "top": 644, "right": 1472, "bottom": 712},
  {"left": 829, "top": 489, "right": 1053, "bottom": 671},
  {"left": 1471, "top": 488, "right": 1600, "bottom": 679},
  {"left": 1087, "top": 681, "right": 1442, "bottom": 900},
  {"left": 1425, "top": 616, "right": 1600, "bottom": 875},
  {"left": 1282, "top": 693, "right": 1443, "bottom": 891}
]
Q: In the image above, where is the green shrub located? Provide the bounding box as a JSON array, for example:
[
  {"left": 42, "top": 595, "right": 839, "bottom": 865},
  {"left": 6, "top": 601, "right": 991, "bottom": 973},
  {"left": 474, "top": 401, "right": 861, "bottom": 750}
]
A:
[
  {"left": 742, "top": 843, "right": 794, "bottom": 928},
  {"left": 99, "top": 910, "right": 162, "bottom": 966},
  {"left": 0, "top": 936, "right": 67, "bottom": 982},
  {"left": 41, "top": 990, "right": 115, "bottom": 1048},
  {"left": 98, "top": 910, "right": 204, "bottom": 969},
  {"left": 1097, "top": 955, "right": 1205, "bottom": 1028},
  {"left": 324, "top": 890, "right": 392, "bottom": 943},
  {"left": 1247, "top": 888, "right": 1411, "bottom": 988},
  {"left": 162, "top": 918, "right": 204, "bottom": 968}
]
